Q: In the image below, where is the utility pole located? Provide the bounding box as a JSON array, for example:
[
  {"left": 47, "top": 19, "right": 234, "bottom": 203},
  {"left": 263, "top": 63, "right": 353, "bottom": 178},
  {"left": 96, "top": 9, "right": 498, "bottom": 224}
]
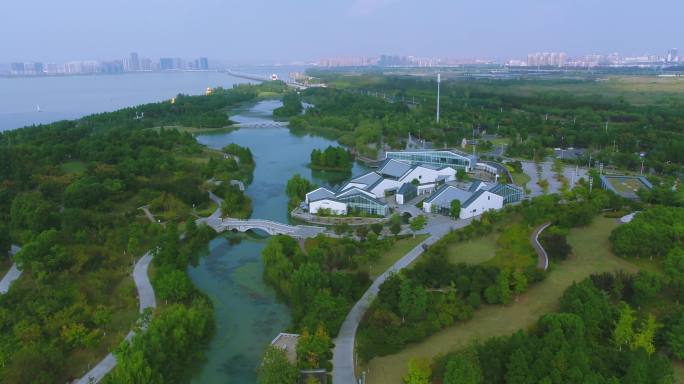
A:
[{"left": 436, "top": 73, "right": 441, "bottom": 124}]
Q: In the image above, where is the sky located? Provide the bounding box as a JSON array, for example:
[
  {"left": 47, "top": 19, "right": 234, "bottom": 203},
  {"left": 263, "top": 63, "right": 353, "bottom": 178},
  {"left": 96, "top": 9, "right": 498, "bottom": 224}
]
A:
[{"left": 1, "top": 0, "right": 682, "bottom": 63}]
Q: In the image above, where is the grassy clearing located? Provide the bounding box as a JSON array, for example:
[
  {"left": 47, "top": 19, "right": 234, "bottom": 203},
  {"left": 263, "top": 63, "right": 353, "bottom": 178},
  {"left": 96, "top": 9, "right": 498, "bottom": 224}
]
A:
[
  {"left": 446, "top": 234, "right": 498, "bottom": 265},
  {"left": 485, "top": 224, "right": 536, "bottom": 270},
  {"left": 362, "top": 216, "right": 638, "bottom": 384},
  {"left": 674, "top": 361, "right": 684, "bottom": 383},
  {"left": 511, "top": 171, "right": 531, "bottom": 187},
  {"left": 60, "top": 160, "right": 87, "bottom": 174},
  {"left": 362, "top": 235, "right": 429, "bottom": 279}
]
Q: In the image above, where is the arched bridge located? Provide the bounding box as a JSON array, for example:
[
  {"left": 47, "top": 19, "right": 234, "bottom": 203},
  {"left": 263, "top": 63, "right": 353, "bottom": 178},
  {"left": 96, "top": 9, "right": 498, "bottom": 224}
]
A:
[{"left": 205, "top": 217, "right": 325, "bottom": 239}]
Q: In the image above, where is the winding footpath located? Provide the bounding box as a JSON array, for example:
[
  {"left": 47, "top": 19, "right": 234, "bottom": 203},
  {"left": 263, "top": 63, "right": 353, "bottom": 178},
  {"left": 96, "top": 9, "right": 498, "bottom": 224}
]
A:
[
  {"left": 531, "top": 222, "right": 552, "bottom": 270},
  {"left": 76, "top": 251, "right": 157, "bottom": 383},
  {"left": 332, "top": 217, "right": 472, "bottom": 384},
  {"left": 0, "top": 245, "right": 22, "bottom": 294}
]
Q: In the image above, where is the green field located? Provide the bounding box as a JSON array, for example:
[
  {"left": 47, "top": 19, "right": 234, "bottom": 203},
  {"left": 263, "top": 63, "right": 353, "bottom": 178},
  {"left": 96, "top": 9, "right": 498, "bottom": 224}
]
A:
[
  {"left": 363, "top": 216, "right": 639, "bottom": 384},
  {"left": 362, "top": 235, "right": 429, "bottom": 279},
  {"left": 446, "top": 234, "right": 498, "bottom": 265},
  {"left": 511, "top": 171, "right": 531, "bottom": 188},
  {"left": 675, "top": 361, "right": 684, "bottom": 383}
]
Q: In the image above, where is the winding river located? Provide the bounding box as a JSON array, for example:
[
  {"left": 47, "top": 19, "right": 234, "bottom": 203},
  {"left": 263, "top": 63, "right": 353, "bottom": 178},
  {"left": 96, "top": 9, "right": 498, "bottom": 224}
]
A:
[{"left": 188, "top": 100, "right": 366, "bottom": 383}]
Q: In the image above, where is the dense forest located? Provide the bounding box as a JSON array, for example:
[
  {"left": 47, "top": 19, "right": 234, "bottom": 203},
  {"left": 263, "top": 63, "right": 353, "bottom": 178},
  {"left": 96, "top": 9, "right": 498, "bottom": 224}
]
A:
[
  {"left": 310, "top": 146, "right": 353, "bottom": 171},
  {"left": 291, "top": 74, "right": 684, "bottom": 174},
  {"left": 0, "top": 82, "right": 276, "bottom": 382}
]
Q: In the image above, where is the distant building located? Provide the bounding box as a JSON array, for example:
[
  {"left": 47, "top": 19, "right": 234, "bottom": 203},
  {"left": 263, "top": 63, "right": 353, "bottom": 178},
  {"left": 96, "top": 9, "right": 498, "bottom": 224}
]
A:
[
  {"left": 667, "top": 48, "right": 679, "bottom": 63},
  {"left": 198, "top": 57, "right": 209, "bottom": 70},
  {"left": 159, "top": 58, "right": 175, "bottom": 70},
  {"left": 10, "top": 62, "right": 24, "bottom": 74},
  {"left": 101, "top": 61, "right": 124, "bottom": 73},
  {"left": 128, "top": 52, "right": 140, "bottom": 71},
  {"left": 33, "top": 62, "right": 44, "bottom": 74},
  {"left": 140, "top": 58, "right": 153, "bottom": 71}
]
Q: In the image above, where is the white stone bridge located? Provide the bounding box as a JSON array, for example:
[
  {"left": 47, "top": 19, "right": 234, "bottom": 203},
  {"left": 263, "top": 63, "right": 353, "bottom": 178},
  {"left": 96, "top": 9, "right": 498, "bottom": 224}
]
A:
[{"left": 203, "top": 216, "right": 325, "bottom": 239}]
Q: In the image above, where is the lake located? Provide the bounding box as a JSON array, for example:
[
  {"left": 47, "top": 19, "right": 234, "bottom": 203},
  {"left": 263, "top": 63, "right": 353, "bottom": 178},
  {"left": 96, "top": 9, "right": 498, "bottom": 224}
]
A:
[{"left": 0, "top": 66, "right": 303, "bottom": 131}]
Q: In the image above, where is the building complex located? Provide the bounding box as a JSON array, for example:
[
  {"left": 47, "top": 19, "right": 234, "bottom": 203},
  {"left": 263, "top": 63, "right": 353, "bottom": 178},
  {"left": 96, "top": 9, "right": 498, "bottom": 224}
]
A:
[{"left": 304, "top": 150, "right": 523, "bottom": 219}]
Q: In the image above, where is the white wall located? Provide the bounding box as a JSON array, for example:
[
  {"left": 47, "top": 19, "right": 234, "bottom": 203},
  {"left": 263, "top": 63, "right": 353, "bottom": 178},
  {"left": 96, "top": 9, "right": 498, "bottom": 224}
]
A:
[
  {"left": 309, "top": 199, "right": 347, "bottom": 215},
  {"left": 400, "top": 166, "right": 456, "bottom": 185},
  {"left": 459, "top": 191, "right": 503, "bottom": 219},
  {"left": 369, "top": 179, "right": 401, "bottom": 198}
]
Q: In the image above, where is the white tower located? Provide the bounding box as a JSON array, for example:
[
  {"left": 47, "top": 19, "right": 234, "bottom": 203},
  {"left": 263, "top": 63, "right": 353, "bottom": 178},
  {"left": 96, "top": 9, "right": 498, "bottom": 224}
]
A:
[{"left": 436, "top": 73, "right": 441, "bottom": 124}]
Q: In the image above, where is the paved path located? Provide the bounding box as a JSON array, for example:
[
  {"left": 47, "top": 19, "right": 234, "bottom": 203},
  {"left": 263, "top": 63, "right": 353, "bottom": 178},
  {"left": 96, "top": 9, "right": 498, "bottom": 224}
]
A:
[
  {"left": 139, "top": 205, "right": 160, "bottom": 225},
  {"left": 0, "top": 245, "right": 22, "bottom": 294},
  {"left": 76, "top": 251, "right": 157, "bottom": 384},
  {"left": 332, "top": 218, "right": 472, "bottom": 384},
  {"left": 531, "top": 222, "right": 552, "bottom": 270}
]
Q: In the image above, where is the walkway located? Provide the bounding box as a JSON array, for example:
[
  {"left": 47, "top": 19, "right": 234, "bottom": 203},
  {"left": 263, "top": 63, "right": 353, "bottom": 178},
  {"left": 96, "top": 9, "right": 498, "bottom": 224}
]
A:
[
  {"left": 331, "top": 217, "right": 472, "bottom": 384},
  {"left": 76, "top": 252, "right": 156, "bottom": 383},
  {"left": 531, "top": 222, "right": 551, "bottom": 270},
  {"left": 0, "top": 245, "right": 22, "bottom": 294}
]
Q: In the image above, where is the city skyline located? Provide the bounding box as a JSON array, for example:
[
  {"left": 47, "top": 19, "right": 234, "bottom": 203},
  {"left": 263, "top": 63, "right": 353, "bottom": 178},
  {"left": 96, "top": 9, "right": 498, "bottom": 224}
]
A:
[{"left": 1, "top": 0, "right": 682, "bottom": 63}]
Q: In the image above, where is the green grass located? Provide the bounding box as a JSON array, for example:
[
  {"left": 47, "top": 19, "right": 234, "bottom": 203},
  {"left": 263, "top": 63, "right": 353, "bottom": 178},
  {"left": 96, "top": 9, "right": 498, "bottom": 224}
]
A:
[
  {"left": 362, "top": 216, "right": 639, "bottom": 384},
  {"left": 446, "top": 234, "right": 498, "bottom": 265},
  {"left": 674, "top": 361, "right": 684, "bottom": 383},
  {"left": 60, "top": 160, "right": 87, "bottom": 174},
  {"left": 511, "top": 171, "right": 531, "bottom": 187},
  {"left": 485, "top": 224, "right": 536, "bottom": 270},
  {"left": 362, "top": 235, "right": 429, "bottom": 279}
]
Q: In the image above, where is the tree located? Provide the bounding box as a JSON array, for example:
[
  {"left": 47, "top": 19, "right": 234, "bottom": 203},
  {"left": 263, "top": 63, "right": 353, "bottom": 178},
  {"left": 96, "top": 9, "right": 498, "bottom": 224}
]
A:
[
  {"left": 403, "top": 358, "right": 431, "bottom": 384},
  {"left": 631, "top": 271, "right": 662, "bottom": 306},
  {"left": 664, "top": 248, "right": 684, "bottom": 293},
  {"left": 154, "top": 268, "right": 194, "bottom": 303},
  {"left": 450, "top": 199, "right": 461, "bottom": 219},
  {"left": 0, "top": 221, "right": 10, "bottom": 256},
  {"left": 631, "top": 314, "right": 660, "bottom": 355},
  {"left": 613, "top": 303, "right": 636, "bottom": 351},
  {"left": 444, "top": 350, "right": 483, "bottom": 384},
  {"left": 409, "top": 215, "right": 427, "bottom": 237},
  {"left": 296, "top": 325, "right": 331, "bottom": 369},
  {"left": 667, "top": 310, "right": 684, "bottom": 359},
  {"left": 497, "top": 269, "right": 512, "bottom": 305},
  {"left": 457, "top": 169, "right": 469, "bottom": 182},
  {"left": 389, "top": 214, "right": 402, "bottom": 236},
  {"left": 355, "top": 225, "right": 369, "bottom": 240},
  {"left": 512, "top": 268, "right": 528, "bottom": 296},
  {"left": 258, "top": 345, "right": 299, "bottom": 384}
]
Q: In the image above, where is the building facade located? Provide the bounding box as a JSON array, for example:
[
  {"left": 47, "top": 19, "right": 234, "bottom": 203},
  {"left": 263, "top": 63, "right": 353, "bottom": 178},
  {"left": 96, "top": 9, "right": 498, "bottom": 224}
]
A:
[{"left": 385, "top": 150, "right": 475, "bottom": 172}]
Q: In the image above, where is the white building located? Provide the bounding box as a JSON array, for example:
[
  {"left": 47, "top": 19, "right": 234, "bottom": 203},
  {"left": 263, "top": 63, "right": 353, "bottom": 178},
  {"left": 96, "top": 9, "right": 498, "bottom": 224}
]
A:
[{"left": 422, "top": 181, "right": 505, "bottom": 219}]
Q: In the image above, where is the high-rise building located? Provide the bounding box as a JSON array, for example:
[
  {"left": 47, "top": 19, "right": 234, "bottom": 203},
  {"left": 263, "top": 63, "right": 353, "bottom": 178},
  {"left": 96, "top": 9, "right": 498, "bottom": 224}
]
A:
[
  {"left": 140, "top": 58, "right": 152, "bottom": 71},
  {"left": 10, "top": 62, "right": 25, "bottom": 74},
  {"left": 129, "top": 52, "right": 140, "bottom": 71},
  {"left": 33, "top": 62, "right": 44, "bottom": 74},
  {"left": 667, "top": 48, "right": 679, "bottom": 63},
  {"left": 198, "top": 57, "right": 209, "bottom": 70},
  {"left": 160, "top": 58, "right": 175, "bottom": 70}
]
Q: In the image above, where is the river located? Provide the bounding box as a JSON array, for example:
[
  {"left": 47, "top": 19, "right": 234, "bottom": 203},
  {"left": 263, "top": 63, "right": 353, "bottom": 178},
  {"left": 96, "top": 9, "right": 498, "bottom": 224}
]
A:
[
  {"left": 187, "top": 100, "right": 366, "bottom": 383},
  {"left": 0, "top": 66, "right": 303, "bottom": 132}
]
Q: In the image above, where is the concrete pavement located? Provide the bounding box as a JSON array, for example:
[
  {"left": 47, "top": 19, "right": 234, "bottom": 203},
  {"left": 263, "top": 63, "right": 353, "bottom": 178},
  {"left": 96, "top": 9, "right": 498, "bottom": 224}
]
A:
[
  {"left": 531, "top": 222, "right": 551, "bottom": 270},
  {"left": 0, "top": 245, "right": 22, "bottom": 294},
  {"left": 332, "top": 217, "right": 472, "bottom": 384}
]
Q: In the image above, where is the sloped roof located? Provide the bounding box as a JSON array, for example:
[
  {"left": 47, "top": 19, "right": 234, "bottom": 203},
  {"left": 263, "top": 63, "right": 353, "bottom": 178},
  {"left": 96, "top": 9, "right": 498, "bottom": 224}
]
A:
[
  {"left": 306, "top": 187, "right": 336, "bottom": 202},
  {"left": 378, "top": 159, "right": 412, "bottom": 179},
  {"left": 350, "top": 171, "right": 383, "bottom": 186},
  {"left": 398, "top": 183, "right": 417, "bottom": 195},
  {"left": 425, "top": 185, "right": 473, "bottom": 207},
  {"left": 462, "top": 189, "right": 487, "bottom": 208}
]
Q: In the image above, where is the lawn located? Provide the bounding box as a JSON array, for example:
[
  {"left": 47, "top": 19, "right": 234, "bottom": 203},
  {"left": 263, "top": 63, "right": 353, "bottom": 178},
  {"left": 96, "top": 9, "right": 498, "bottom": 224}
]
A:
[
  {"left": 510, "top": 169, "right": 531, "bottom": 188},
  {"left": 446, "top": 234, "right": 498, "bottom": 265},
  {"left": 674, "top": 361, "right": 684, "bottom": 383},
  {"left": 485, "top": 224, "right": 537, "bottom": 270},
  {"left": 362, "top": 216, "right": 639, "bottom": 384},
  {"left": 362, "top": 235, "right": 429, "bottom": 279}
]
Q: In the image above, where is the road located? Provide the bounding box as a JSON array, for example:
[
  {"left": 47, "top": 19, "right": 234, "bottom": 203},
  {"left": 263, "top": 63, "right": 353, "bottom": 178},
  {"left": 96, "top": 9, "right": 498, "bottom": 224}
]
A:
[
  {"left": 76, "top": 251, "right": 157, "bottom": 383},
  {"left": 0, "top": 245, "right": 22, "bottom": 294},
  {"left": 331, "top": 217, "right": 472, "bottom": 384},
  {"left": 531, "top": 222, "right": 551, "bottom": 270}
]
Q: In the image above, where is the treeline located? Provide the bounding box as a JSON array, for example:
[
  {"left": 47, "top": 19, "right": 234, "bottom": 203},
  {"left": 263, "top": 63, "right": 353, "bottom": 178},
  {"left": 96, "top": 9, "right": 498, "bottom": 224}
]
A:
[
  {"left": 294, "top": 73, "right": 684, "bottom": 174},
  {"left": 310, "top": 146, "right": 353, "bottom": 171},
  {"left": 0, "top": 83, "right": 272, "bottom": 381},
  {"left": 273, "top": 92, "right": 303, "bottom": 118},
  {"left": 427, "top": 271, "right": 681, "bottom": 383}
]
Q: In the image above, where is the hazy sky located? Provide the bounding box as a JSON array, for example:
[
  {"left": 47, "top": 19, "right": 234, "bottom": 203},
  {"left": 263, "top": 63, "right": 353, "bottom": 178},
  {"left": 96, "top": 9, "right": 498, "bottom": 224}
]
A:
[{"left": 1, "top": 0, "right": 682, "bottom": 62}]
